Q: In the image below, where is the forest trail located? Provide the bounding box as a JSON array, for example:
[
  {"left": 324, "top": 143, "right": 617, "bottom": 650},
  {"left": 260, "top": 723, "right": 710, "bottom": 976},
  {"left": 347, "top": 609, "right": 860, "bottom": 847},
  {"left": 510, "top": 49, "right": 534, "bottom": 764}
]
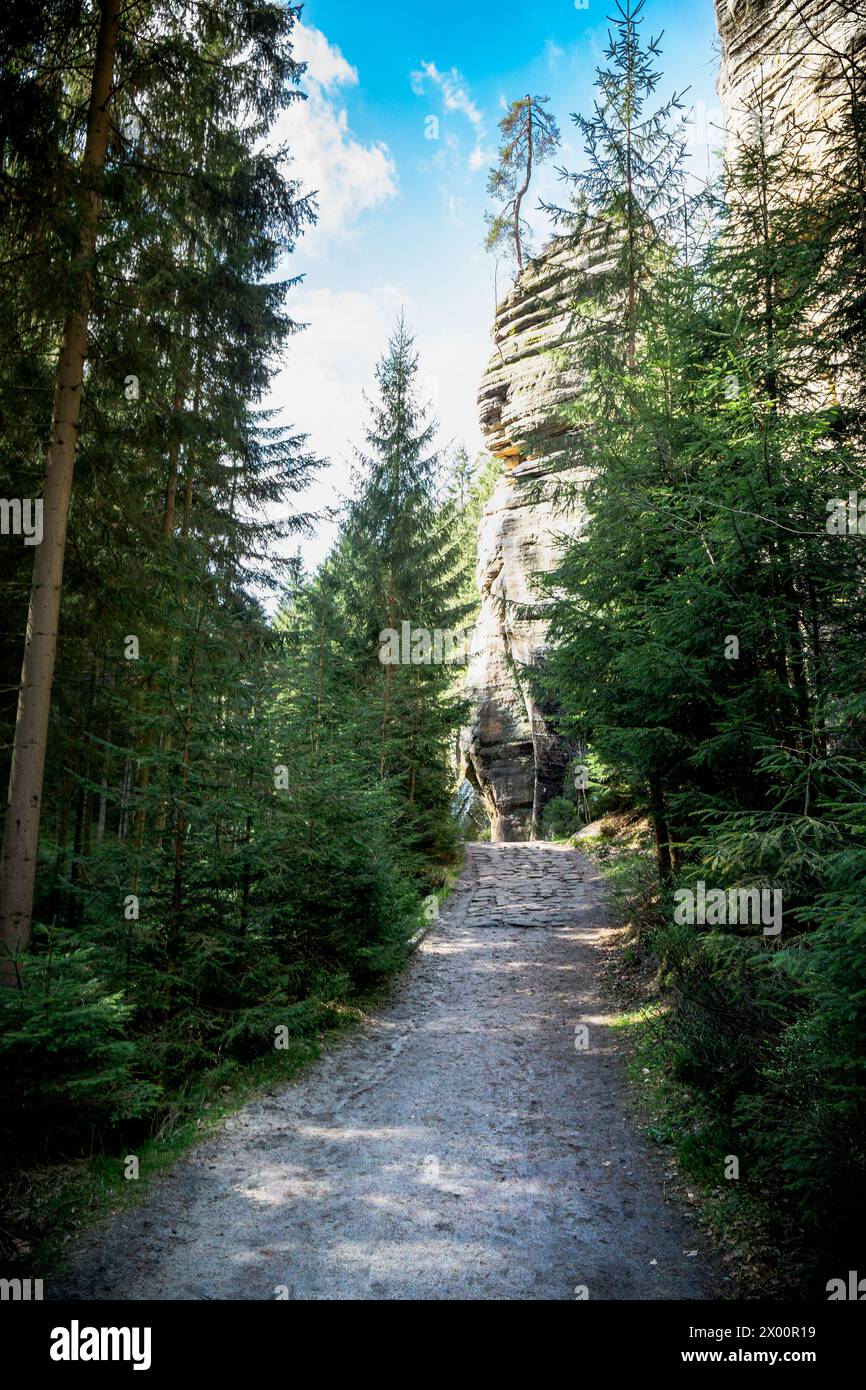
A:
[{"left": 52, "top": 843, "right": 715, "bottom": 1301}]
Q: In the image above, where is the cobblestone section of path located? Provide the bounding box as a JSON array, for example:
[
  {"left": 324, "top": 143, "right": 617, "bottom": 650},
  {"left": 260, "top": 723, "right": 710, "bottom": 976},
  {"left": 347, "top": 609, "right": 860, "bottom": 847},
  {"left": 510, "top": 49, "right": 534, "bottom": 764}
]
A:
[{"left": 52, "top": 842, "right": 715, "bottom": 1301}]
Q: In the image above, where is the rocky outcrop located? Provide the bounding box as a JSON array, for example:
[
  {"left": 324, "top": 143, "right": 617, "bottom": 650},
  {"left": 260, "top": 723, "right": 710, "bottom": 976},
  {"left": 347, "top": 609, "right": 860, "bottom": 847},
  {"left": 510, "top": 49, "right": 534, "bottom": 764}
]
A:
[
  {"left": 461, "top": 240, "right": 592, "bottom": 840},
  {"left": 715, "top": 0, "right": 864, "bottom": 159},
  {"left": 464, "top": 4, "right": 865, "bottom": 842},
  {"left": 476, "top": 240, "right": 586, "bottom": 471},
  {"left": 715, "top": 1, "right": 866, "bottom": 410}
]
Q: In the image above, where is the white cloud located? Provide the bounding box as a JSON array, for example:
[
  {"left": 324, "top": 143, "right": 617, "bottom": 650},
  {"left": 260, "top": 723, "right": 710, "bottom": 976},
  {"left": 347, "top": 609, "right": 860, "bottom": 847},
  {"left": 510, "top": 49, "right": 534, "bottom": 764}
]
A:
[
  {"left": 411, "top": 61, "right": 484, "bottom": 132},
  {"left": 445, "top": 191, "right": 464, "bottom": 224},
  {"left": 421, "top": 332, "right": 487, "bottom": 459},
  {"left": 291, "top": 23, "right": 357, "bottom": 89},
  {"left": 276, "top": 24, "right": 398, "bottom": 243},
  {"left": 411, "top": 60, "right": 489, "bottom": 173},
  {"left": 469, "top": 143, "right": 493, "bottom": 173},
  {"left": 274, "top": 284, "right": 405, "bottom": 472}
]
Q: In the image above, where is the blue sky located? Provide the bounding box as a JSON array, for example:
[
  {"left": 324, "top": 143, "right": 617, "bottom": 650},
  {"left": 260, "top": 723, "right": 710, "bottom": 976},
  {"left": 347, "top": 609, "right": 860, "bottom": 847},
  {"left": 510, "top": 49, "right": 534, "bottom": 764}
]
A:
[{"left": 268, "top": 0, "right": 722, "bottom": 569}]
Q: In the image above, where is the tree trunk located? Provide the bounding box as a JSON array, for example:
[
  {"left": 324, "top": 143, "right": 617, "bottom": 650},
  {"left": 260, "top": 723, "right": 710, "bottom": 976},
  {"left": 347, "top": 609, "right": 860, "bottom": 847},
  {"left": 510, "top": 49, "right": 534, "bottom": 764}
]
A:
[
  {"left": 96, "top": 728, "right": 110, "bottom": 843},
  {"left": 180, "top": 338, "right": 203, "bottom": 540},
  {"left": 165, "top": 601, "right": 203, "bottom": 1016},
  {"left": 625, "top": 40, "right": 636, "bottom": 372},
  {"left": 239, "top": 767, "right": 254, "bottom": 939},
  {"left": 117, "top": 754, "right": 133, "bottom": 841},
  {"left": 513, "top": 96, "right": 533, "bottom": 276},
  {"left": 649, "top": 776, "right": 673, "bottom": 884},
  {"left": 162, "top": 378, "right": 185, "bottom": 537},
  {"left": 0, "top": 0, "right": 120, "bottom": 985}
]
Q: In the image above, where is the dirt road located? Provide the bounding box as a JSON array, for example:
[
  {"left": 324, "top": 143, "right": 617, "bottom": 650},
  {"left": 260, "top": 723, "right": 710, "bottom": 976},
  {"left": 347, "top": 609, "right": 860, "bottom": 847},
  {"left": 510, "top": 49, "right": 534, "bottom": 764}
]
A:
[{"left": 52, "top": 842, "right": 714, "bottom": 1300}]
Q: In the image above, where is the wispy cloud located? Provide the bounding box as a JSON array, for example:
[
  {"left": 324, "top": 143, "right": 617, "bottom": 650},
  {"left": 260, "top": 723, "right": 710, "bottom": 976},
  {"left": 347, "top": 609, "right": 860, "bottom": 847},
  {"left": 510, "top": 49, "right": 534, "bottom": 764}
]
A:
[
  {"left": 292, "top": 23, "right": 358, "bottom": 90},
  {"left": 544, "top": 39, "right": 565, "bottom": 69},
  {"left": 410, "top": 60, "right": 492, "bottom": 173}
]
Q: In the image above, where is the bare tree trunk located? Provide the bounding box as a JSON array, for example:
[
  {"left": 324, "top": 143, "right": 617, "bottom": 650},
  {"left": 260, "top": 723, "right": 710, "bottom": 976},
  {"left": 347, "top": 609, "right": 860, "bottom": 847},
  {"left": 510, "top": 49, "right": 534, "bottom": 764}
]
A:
[
  {"left": 52, "top": 665, "right": 85, "bottom": 881},
  {"left": 96, "top": 735, "right": 110, "bottom": 843},
  {"left": 649, "top": 776, "right": 673, "bottom": 884},
  {"left": 180, "top": 336, "right": 203, "bottom": 540},
  {"left": 129, "top": 677, "right": 154, "bottom": 897},
  {"left": 512, "top": 96, "right": 533, "bottom": 276},
  {"left": 67, "top": 661, "right": 98, "bottom": 928},
  {"left": 0, "top": 0, "right": 121, "bottom": 984},
  {"left": 380, "top": 658, "right": 392, "bottom": 779},
  {"left": 162, "top": 377, "right": 185, "bottom": 537},
  {"left": 165, "top": 602, "right": 203, "bottom": 1017},
  {"left": 117, "top": 754, "right": 132, "bottom": 842},
  {"left": 239, "top": 767, "right": 254, "bottom": 939}
]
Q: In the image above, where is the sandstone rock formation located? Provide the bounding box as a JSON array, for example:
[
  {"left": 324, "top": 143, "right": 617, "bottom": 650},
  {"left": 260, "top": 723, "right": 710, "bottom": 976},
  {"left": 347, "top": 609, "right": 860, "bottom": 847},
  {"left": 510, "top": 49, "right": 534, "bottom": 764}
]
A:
[
  {"left": 461, "top": 240, "right": 591, "bottom": 840},
  {"left": 715, "top": 0, "right": 864, "bottom": 161},
  {"left": 714, "top": 0, "right": 866, "bottom": 408},
  {"left": 464, "top": 1, "right": 866, "bottom": 842}
]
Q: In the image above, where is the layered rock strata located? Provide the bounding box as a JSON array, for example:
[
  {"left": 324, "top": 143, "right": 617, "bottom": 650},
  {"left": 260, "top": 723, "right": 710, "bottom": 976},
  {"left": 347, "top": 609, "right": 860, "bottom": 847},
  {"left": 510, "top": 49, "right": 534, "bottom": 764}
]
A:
[
  {"left": 715, "top": 0, "right": 864, "bottom": 161},
  {"left": 461, "top": 240, "right": 592, "bottom": 840}
]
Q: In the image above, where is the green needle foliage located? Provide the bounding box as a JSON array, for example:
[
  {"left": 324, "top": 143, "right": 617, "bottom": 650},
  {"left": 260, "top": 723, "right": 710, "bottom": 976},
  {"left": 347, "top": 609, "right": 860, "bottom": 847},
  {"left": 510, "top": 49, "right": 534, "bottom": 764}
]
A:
[
  {"left": 485, "top": 93, "right": 560, "bottom": 275},
  {"left": 325, "top": 317, "right": 474, "bottom": 864},
  {"left": 0, "top": 7, "right": 476, "bottom": 1225},
  {"left": 530, "top": 9, "right": 866, "bottom": 1290}
]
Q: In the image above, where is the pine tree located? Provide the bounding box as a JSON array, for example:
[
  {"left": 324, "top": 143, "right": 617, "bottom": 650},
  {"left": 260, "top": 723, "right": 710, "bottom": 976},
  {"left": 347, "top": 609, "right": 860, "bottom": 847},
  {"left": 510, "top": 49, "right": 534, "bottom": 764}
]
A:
[
  {"left": 534, "top": 16, "right": 866, "bottom": 1285},
  {"left": 527, "top": 0, "right": 691, "bottom": 872},
  {"left": 335, "top": 318, "right": 472, "bottom": 859},
  {"left": 543, "top": 0, "right": 688, "bottom": 371},
  {"left": 485, "top": 95, "right": 560, "bottom": 275},
  {"left": 445, "top": 447, "right": 500, "bottom": 607},
  {"left": 0, "top": 0, "right": 316, "bottom": 984},
  {"left": 0, "top": 0, "right": 121, "bottom": 983}
]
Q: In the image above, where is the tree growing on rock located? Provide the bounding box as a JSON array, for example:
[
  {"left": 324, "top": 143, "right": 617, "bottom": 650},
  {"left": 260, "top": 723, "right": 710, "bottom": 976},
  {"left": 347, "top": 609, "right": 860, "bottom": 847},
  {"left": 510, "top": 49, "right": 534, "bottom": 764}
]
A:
[{"left": 485, "top": 94, "right": 560, "bottom": 276}]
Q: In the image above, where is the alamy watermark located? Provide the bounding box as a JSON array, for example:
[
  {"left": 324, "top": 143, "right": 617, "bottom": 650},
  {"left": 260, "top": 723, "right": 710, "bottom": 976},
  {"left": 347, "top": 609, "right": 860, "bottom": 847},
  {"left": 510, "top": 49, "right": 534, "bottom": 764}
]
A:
[
  {"left": 826, "top": 1271, "right": 866, "bottom": 1299},
  {"left": 826, "top": 490, "right": 866, "bottom": 535},
  {"left": 0, "top": 1276, "right": 43, "bottom": 1300},
  {"left": 0, "top": 498, "right": 42, "bottom": 545},
  {"left": 673, "top": 881, "right": 782, "bottom": 936},
  {"left": 49, "top": 1321, "right": 152, "bottom": 1370},
  {"left": 378, "top": 621, "right": 472, "bottom": 666}
]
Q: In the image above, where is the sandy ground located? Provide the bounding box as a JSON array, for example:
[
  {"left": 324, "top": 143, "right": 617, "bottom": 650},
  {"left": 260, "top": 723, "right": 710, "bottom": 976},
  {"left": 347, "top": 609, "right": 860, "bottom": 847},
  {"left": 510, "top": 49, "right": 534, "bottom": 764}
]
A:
[{"left": 51, "top": 841, "right": 715, "bottom": 1301}]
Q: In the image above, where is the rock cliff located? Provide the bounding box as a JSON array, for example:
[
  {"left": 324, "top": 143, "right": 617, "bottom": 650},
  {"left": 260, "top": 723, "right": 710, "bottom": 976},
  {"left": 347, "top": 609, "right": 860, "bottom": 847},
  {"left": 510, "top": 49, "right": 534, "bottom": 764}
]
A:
[
  {"left": 715, "top": 0, "right": 864, "bottom": 159},
  {"left": 464, "top": 1, "right": 865, "bottom": 841},
  {"left": 461, "top": 240, "right": 590, "bottom": 840}
]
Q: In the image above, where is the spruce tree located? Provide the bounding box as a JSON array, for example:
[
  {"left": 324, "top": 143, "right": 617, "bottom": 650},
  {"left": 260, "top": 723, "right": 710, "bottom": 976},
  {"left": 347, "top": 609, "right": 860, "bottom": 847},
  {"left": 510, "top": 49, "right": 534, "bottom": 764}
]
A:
[
  {"left": 336, "top": 318, "right": 472, "bottom": 859},
  {"left": 534, "top": 15, "right": 866, "bottom": 1284},
  {"left": 543, "top": 0, "right": 688, "bottom": 371},
  {"left": 0, "top": 0, "right": 121, "bottom": 982}
]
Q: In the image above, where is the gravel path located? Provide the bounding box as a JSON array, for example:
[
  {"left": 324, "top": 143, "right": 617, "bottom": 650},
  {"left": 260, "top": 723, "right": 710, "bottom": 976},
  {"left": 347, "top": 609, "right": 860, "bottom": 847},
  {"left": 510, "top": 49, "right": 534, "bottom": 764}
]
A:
[{"left": 52, "top": 842, "right": 715, "bottom": 1301}]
